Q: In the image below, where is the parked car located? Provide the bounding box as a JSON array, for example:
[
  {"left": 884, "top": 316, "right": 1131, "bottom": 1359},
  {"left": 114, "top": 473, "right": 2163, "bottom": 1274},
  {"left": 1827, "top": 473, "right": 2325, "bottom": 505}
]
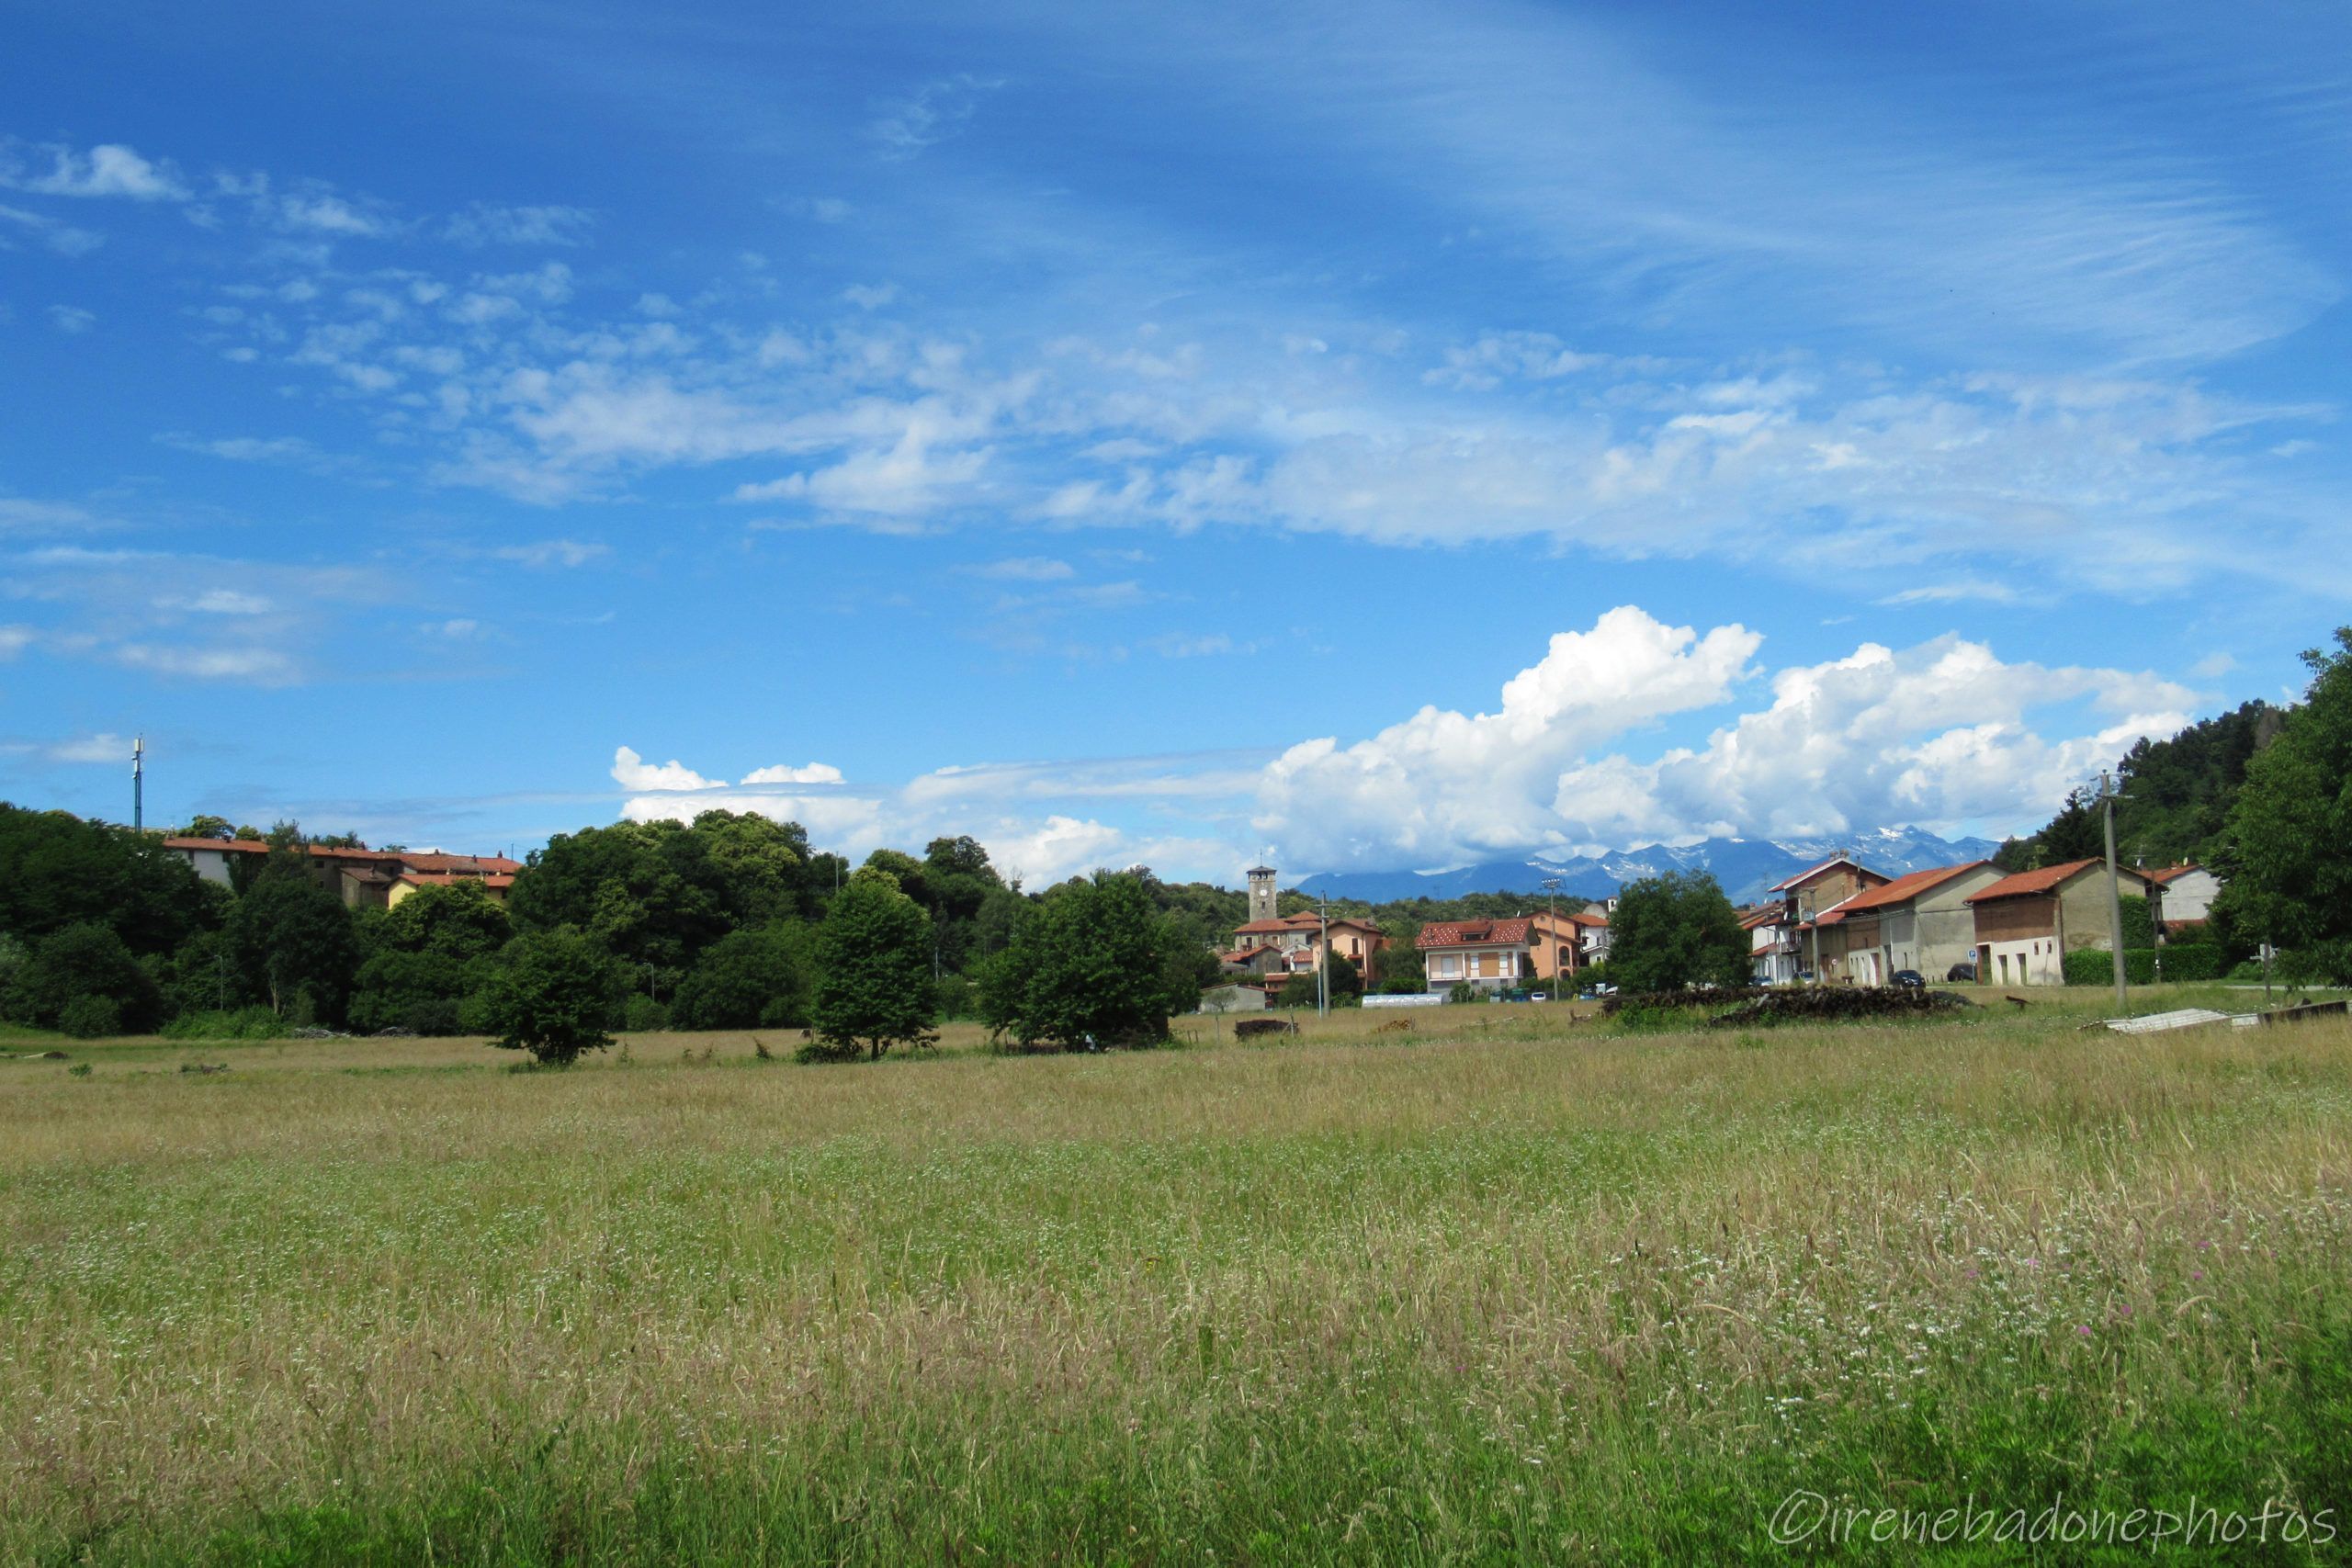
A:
[
  {"left": 1892, "top": 969, "right": 1926, "bottom": 989},
  {"left": 1526, "top": 991, "right": 1549, "bottom": 1004},
  {"left": 1946, "top": 962, "right": 1977, "bottom": 983}
]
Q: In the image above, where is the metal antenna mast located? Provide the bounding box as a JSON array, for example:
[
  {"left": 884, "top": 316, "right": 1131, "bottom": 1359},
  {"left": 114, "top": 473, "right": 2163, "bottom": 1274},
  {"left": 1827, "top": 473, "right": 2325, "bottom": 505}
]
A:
[{"left": 132, "top": 734, "right": 144, "bottom": 830}]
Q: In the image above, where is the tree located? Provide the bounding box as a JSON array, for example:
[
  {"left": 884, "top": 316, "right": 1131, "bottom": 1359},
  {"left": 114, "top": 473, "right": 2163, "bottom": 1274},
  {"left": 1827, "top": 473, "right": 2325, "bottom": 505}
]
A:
[
  {"left": 976, "top": 872, "right": 1194, "bottom": 1050},
  {"left": 348, "top": 882, "right": 513, "bottom": 1035},
  {"left": 1607, "top": 871, "right": 1750, "bottom": 993},
  {"left": 229, "top": 857, "right": 361, "bottom": 1023},
  {"left": 673, "top": 923, "right": 813, "bottom": 1030},
  {"left": 808, "top": 873, "right": 937, "bottom": 1060},
  {"left": 2211, "top": 627, "right": 2352, "bottom": 976},
  {"left": 692, "top": 809, "right": 813, "bottom": 924},
  {"left": 2033, "top": 788, "right": 2104, "bottom": 867},
  {"left": 0, "top": 802, "right": 216, "bottom": 958},
  {"left": 6, "top": 921, "right": 163, "bottom": 1032},
  {"left": 477, "top": 928, "right": 623, "bottom": 1066}
]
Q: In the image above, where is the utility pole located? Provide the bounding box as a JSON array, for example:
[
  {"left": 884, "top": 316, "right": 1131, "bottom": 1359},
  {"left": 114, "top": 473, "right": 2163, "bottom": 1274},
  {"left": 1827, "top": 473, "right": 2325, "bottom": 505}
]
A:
[
  {"left": 131, "top": 734, "right": 143, "bottom": 830},
  {"left": 1542, "top": 876, "right": 1563, "bottom": 994},
  {"left": 1317, "top": 891, "right": 1329, "bottom": 1018},
  {"left": 2101, "top": 770, "right": 2127, "bottom": 1010}
]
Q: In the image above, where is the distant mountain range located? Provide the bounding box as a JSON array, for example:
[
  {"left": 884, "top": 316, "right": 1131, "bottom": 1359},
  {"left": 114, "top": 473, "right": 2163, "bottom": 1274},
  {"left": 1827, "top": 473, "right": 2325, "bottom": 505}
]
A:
[{"left": 1291, "top": 826, "right": 2005, "bottom": 907}]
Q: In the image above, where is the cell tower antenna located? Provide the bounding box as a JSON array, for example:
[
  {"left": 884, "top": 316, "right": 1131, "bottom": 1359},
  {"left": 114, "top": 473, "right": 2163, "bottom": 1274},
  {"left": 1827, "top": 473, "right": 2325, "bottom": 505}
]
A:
[{"left": 132, "top": 734, "right": 144, "bottom": 831}]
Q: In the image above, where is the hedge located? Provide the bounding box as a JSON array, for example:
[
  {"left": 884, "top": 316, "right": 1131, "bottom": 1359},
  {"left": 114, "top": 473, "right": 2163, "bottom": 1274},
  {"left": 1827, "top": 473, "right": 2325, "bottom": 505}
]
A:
[{"left": 2059, "top": 944, "right": 2222, "bottom": 986}]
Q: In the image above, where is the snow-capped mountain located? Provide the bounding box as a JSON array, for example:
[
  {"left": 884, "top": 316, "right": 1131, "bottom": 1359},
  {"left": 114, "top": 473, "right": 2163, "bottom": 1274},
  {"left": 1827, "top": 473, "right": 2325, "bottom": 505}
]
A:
[{"left": 1290, "top": 826, "right": 2004, "bottom": 907}]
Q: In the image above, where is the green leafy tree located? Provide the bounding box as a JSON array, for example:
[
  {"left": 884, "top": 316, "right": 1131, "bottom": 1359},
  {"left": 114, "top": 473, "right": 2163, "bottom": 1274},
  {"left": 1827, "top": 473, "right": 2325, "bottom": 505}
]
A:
[
  {"left": 976, "top": 872, "right": 1193, "bottom": 1050},
  {"left": 229, "top": 858, "right": 361, "bottom": 1022},
  {"left": 7, "top": 921, "right": 164, "bottom": 1032},
  {"left": 673, "top": 922, "right": 813, "bottom": 1030},
  {"left": 0, "top": 802, "right": 216, "bottom": 957},
  {"left": 808, "top": 873, "right": 937, "bottom": 1061},
  {"left": 2211, "top": 628, "right": 2352, "bottom": 976},
  {"left": 346, "top": 884, "right": 511, "bottom": 1035},
  {"left": 478, "top": 928, "right": 624, "bottom": 1066},
  {"left": 693, "top": 809, "right": 813, "bottom": 924},
  {"left": 1607, "top": 871, "right": 1750, "bottom": 993}
]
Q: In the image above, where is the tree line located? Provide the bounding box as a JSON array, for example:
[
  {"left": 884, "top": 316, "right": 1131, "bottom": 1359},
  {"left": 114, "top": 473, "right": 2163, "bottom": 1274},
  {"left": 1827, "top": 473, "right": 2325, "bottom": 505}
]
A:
[{"left": 1992, "top": 626, "right": 2352, "bottom": 983}]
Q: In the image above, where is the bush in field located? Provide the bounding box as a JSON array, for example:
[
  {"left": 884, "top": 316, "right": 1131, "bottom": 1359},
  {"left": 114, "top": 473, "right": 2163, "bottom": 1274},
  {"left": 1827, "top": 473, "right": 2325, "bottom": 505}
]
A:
[
  {"left": 807, "top": 873, "right": 936, "bottom": 1062},
  {"left": 58, "top": 995, "right": 121, "bottom": 1038},
  {"left": 161, "top": 1005, "right": 294, "bottom": 1041},
  {"left": 1607, "top": 872, "right": 1750, "bottom": 994},
  {"left": 622, "top": 994, "right": 670, "bottom": 1032},
  {"left": 976, "top": 872, "right": 1197, "bottom": 1051},
  {"left": 9, "top": 921, "right": 163, "bottom": 1032},
  {"left": 476, "top": 928, "right": 623, "bottom": 1066},
  {"left": 672, "top": 923, "right": 811, "bottom": 1030}
]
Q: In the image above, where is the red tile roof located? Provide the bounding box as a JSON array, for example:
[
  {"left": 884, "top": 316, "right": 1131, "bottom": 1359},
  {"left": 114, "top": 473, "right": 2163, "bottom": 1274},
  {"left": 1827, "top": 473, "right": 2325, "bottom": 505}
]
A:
[
  {"left": 1965, "top": 859, "right": 2156, "bottom": 903},
  {"left": 401, "top": 852, "right": 525, "bottom": 874},
  {"left": 1824, "top": 861, "right": 1995, "bottom": 916},
  {"left": 1233, "top": 919, "right": 1295, "bottom": 935},
  {"left": 1418, "top": 918, "right": 1534, "bottom": 949},
  {"left": 1769, "top": 854, "right": 1885, "bottom": 893},
  {"left": 161, "top": 836, "right": 269, "bottom": 853},
  {"left": 2147, "top": 864, "right": 2202, "bottom": 885}
]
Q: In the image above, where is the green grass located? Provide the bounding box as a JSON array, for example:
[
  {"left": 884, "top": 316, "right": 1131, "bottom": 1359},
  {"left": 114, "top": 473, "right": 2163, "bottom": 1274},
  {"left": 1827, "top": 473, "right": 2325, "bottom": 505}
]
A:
[{"left": 3, "top": 995, "right": 2348, "bottom": 1563}]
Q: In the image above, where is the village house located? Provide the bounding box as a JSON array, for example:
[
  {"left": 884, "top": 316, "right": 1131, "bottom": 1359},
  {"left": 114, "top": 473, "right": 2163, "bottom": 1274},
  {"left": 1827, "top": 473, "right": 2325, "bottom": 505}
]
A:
[
  {"left": 1806, "top": 861, "right": 2005, "bottom": 984},
  {"left": 1526, "top": 905, "right": 1610, "bottom": 985},
  {"left": 1753, "top": 854, "right": 1894, "bottom": 984},
  {"left": 1418, "top": 917, "right": 1535, "bottom": 994},
  {"left": 1220, "top": 866, "right": 1388, "bottom": 994},
  {"left": 1962, "top": 859, "right": 2159, "bottom": 986},
  {"left": 160, "top": 837, "right": 522, "bottom": 910},
  {"left": 2146, "top": 863, "right": 2221, "bottom": 933}
]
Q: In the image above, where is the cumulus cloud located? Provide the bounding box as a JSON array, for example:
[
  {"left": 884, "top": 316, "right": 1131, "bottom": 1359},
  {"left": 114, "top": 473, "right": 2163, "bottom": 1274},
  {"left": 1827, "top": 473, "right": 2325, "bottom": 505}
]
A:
[
  {"left": 1247, "top": 611, "right": 2195, "bottom": 871},
  {"left": 1544, "top": 637, "right": 2194, "bottom": 848},
  {"left": 610, "top": 745, "right": 724, "bottom": 792},
  {"left": 1256, "top": 606, "right": 1760, "bottom": 869}
]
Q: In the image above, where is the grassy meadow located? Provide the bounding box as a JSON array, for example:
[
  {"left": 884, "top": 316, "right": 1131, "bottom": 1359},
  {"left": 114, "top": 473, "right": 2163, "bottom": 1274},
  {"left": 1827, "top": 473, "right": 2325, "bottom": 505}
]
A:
[{"left": 4, "top": 988, "right": 2349, "bottom": 1563}]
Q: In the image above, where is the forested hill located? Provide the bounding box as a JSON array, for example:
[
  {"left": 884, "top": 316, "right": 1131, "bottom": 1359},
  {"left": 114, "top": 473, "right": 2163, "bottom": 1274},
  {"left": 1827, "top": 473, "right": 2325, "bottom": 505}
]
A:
[{"left": 1996, "top": 700, "right": 2283, "bottom": 872}]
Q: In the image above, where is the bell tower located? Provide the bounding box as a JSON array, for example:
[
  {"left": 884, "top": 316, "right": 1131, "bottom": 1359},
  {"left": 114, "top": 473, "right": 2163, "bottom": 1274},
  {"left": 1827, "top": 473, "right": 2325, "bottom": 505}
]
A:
[{"left": 1247, "top": 864, "right": 1279, "bottom": 924}]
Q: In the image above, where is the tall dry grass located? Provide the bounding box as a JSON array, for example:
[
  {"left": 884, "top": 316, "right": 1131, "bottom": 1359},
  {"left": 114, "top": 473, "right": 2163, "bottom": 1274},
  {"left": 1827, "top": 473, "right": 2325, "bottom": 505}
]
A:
[{"left": 2, "top": 999, "right": 2347, "bottom": 1562}]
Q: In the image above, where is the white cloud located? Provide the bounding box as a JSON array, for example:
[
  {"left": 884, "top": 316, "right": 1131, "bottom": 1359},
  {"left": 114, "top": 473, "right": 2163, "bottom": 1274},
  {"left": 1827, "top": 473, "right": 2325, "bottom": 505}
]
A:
[
  {"left": 47, "top": 305, "right": 94, "bottom": 334},
  {"left": 0, "top": 626, "right": 32, "bottom": 659},
  {"left": 42, "top": 732, "right": 130, "bottom": 763},
  {"left": 492, "top": 539, "right": 608, "bottom": 569},
  {"left": 1256, "top": 606, "right": 1759, "bottom": 869},
  {"left": 965, "top": 556, "right": 1075, "bottom": 581},
  {"left": 113, "top": 644, "right": 300, "bottom": 683},
  {"left": 841, "top": 282, "right": 899, "bottom": 310},
  {"left": 610, "top": 745, "right": 725, "bottom": 792},
  {"left": 443, "top": 203, "right": 594, "bottom": 247},
  {"left": 167, "top": 589, "right": 273, "bottom": 615},
  {"left": 868, "top": 76, "right": 1003, "bottom": 161},
  {"left": 741, "top": 761, "right": 846, "bottom": 784},
  {"left": 0, "top": 203, "right": 104, "bottom": 255},
  {"left": 6, "top": 142, "right": 187, "bottom": 200},
  {"left": 1544, "top": 637, "right": 2193, "bottom": 850}
]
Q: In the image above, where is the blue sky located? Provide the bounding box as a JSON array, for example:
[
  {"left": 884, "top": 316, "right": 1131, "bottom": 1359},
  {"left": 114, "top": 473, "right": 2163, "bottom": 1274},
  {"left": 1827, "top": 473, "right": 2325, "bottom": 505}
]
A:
[{"left": 3, "top": 0, "right": 2346, "bottom": 883}]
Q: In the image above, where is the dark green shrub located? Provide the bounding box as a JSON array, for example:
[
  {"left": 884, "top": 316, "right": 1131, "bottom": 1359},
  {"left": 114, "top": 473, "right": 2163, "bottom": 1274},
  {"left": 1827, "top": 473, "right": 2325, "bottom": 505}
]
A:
[
  {"left": 59, "top": 995, "right": 121, "bottom": 1038},
  {"left": 161, "top": 1006, "right": 291, "bottom": 1041},
  {"left": 623, "top": 994, "right": 671, "bottom": 1032}
]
